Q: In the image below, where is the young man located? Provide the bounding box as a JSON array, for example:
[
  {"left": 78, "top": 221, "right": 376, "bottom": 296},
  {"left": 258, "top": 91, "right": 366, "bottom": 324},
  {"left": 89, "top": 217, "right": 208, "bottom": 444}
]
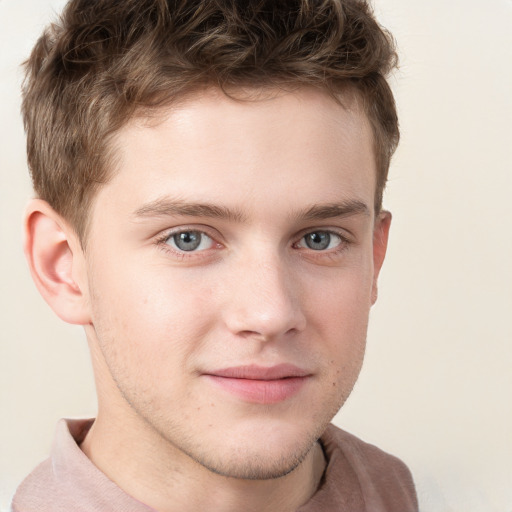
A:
[{"left": 13, "top": 0, "right": 418, "bottom": 510}]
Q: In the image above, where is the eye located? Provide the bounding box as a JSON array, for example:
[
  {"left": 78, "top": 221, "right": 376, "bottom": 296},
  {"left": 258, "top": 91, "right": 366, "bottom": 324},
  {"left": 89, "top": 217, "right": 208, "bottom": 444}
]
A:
[
  {"left": 297, "top": 231, "right": 343, "bottom": 251},
  {"left": 165, "top": 230, "right": 214, "bottom": 252}
]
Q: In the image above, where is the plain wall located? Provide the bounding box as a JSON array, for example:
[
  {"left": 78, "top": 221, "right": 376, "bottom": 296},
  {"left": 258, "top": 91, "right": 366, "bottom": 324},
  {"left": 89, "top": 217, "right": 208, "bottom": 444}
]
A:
[{"left": 1, "top": 1, "right": 511, "bottom": 511}]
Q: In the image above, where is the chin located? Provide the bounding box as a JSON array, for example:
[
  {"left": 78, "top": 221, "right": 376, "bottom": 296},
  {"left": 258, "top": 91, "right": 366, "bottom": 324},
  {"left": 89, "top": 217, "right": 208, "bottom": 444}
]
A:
[
  {"left": 191, "top": 442, "right": 313, "bottom": 481},
  {"left": 180, "top": 419, "right": 324, "bottom": 481}
]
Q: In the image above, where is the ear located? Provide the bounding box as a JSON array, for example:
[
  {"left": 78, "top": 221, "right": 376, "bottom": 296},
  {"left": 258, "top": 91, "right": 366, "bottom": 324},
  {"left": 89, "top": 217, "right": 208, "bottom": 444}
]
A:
[
  {"left": 371, "top": 210, "right": 392, "bottom": 305},
  {"left": 23, "top": 199, "right": 91, "bottom": 325}
]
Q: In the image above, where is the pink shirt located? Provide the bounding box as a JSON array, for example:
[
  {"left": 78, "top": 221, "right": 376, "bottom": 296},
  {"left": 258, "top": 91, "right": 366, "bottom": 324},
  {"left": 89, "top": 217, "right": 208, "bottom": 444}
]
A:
[{"left": 12, "top": 419, "right": 417, "bottom": 511}]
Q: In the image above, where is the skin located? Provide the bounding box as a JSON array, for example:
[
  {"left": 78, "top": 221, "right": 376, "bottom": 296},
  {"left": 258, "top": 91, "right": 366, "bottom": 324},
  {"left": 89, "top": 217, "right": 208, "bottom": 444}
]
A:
[{"left": 25, "top": 87, "right": 390, "bottom": 512}]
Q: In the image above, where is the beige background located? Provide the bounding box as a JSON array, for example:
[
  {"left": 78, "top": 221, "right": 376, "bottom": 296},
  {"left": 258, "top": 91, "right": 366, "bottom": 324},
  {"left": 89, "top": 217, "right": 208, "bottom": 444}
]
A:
[{"left": 1, "top": 0, "right": 511, "bottom": 510}]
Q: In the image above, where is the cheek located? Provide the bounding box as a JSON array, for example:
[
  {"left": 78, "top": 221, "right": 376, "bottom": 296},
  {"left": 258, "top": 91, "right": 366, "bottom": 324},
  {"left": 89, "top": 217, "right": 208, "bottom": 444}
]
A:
[
  {"left": 305, "top": 266, "right": 372, "bottom": 388},
  {"left": 87, "top": 260, "right": 217, "bottom": 377},
  {"left": 307, "top": 261, "right": 374, "bottom": 331}
]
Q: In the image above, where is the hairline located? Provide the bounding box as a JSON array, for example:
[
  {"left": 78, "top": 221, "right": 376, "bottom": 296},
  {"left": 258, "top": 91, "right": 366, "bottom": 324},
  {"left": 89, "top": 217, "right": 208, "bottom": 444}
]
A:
[{"left": 78, "top": 83, "right": 382, "bottom": 250}]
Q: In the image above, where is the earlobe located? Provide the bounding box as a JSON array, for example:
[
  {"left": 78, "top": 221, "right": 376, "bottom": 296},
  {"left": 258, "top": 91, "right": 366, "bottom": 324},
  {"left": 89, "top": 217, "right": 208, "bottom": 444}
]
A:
[
  {"left": 24, "top": 199, "right": 91, "bottom": 325},
  {"left": 371, "top": 210, "right": 391, "bottom": 305}
]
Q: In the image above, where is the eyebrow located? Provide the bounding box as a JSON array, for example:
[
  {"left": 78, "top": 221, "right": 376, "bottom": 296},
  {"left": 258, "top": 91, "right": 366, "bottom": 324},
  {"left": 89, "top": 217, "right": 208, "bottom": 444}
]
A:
[
  {"left": 299, "top": 200, "right": 370, "bottom": 221},
  {"left": 132, "top": 197, "right": 369, "bottom": 223},
  {"left": 133, "top": 198, "right": 246, "bottom": 222}
]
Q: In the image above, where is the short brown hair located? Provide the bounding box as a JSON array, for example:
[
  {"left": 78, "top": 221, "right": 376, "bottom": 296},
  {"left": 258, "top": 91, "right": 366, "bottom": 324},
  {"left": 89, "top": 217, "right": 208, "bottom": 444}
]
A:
[{"left": 22, "top": 0, "right": 399, "bottom": 242}]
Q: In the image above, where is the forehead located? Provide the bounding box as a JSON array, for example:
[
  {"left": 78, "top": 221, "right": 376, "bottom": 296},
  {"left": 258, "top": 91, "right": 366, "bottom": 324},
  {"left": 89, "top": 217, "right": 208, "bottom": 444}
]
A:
[{"left": 94, "top": 87, "right": 376, "bottom": 223}]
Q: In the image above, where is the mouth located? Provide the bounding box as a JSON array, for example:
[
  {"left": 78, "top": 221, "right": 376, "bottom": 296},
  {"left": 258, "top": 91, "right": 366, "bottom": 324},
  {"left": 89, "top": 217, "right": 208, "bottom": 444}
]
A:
[{"left": 203, "top": 364, "right": 311, "bottom": 404}]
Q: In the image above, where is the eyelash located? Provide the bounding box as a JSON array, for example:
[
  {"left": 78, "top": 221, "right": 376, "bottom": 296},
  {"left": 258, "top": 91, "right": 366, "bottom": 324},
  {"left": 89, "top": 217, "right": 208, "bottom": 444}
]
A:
[
  {"left": 154, "top": 227, "right": 352, "bottom": 260},
  {"left": 293, "top": 229, "right": 352, "bottom": 262},
  {"left": 154, "top": 227, "right": 220, "bottom": 260}
]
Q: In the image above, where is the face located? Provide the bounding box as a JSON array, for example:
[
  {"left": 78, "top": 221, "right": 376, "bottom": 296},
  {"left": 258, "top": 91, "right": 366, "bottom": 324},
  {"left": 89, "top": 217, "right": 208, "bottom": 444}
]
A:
[{"left": 80, "top": 87, "right": 389, "bottom": 479}]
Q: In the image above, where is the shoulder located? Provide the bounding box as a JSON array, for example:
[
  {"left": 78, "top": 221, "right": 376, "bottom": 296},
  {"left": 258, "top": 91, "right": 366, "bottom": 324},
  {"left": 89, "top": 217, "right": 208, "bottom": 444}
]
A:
[
  {"left": 11, "top": 458, "right": 68, "bottom": 512},
  {"left": 11, "top": 418, "right": 155, "bottom": 512},
  {"left": 323, "top": 423, "right": 414, "bottom": 478},
  {"left": 318, "top": 424, "right": 418, "bottom": 511},
  {"left": 11, "top": 419, "right": 89, "bottom": 512}
]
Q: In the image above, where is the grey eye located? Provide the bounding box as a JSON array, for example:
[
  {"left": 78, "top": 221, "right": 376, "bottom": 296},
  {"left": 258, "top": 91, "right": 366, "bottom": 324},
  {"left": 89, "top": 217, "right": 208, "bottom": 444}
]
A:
[
  {"left": 168, "top": 231, "right": 212, "bottom": 252},
  {"left": 305, "top": 232, "right": 330, "bottom": 250},
  {"left": 299, "top": 231, "right": 342, "bottom": 251}
]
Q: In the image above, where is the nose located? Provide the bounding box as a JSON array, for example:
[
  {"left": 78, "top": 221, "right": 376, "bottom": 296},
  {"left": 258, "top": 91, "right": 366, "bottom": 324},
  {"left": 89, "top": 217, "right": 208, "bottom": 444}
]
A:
[{"left": 221, "top": 252, "right": 306, "bottom": 341}]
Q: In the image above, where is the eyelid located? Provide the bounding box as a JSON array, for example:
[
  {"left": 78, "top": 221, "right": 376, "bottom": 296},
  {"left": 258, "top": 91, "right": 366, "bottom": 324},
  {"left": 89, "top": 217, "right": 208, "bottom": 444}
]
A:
[
  {"left": 153, "top": 224, "right": 353, "bottom": 261},
  {"left": 168, "top": 231, "right": 214, "bottom": 252},
  {"left": 293, "top": 227, "right": 352, "bottom": 246},
  {"left": 156, "top": 224, "right": 223, "bottom": 241},
  {"left": 154, "top": 225, "right": 224, "bottom": 258},
  {"left": 295, "top": 231, "right": 342, "bottom": 250}
]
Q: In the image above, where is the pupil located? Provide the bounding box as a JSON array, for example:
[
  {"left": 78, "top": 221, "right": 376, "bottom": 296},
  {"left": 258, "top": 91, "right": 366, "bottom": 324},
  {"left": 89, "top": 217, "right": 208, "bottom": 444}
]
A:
[
  {"left": 306, "top": 232, "right": 330, "bottom": 250},
  {"left": 174, "top": 231, "right": 201, "bottom": 251}
]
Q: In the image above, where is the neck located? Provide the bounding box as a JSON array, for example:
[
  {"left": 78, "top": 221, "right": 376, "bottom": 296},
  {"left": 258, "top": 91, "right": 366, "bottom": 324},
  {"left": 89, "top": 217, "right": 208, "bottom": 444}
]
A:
[{"left": 81, "top": 411, "right": 326, "bottom": 512}]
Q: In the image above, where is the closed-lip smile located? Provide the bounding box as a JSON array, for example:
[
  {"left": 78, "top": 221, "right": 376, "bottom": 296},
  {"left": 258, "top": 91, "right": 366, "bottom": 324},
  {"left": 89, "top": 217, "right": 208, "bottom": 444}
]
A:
[{"left": 203, "top": 364, "right": 311, "bottom": 404}]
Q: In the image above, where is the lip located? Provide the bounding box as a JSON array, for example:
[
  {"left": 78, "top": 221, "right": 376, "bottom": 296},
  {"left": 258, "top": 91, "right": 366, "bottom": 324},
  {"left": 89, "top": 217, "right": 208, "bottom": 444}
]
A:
[{"left": 203, "top": 364, "right": 311, "bottom": 404}]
